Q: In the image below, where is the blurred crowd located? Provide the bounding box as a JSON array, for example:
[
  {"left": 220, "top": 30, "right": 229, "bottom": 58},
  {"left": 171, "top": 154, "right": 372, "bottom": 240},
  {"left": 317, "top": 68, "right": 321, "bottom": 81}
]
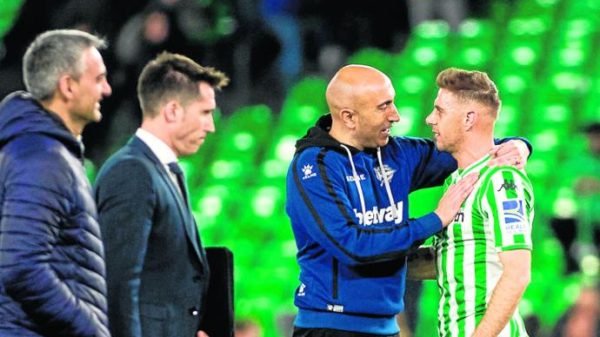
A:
[{"left": 0, "top": 0, "right": 494, "bottom": 166}]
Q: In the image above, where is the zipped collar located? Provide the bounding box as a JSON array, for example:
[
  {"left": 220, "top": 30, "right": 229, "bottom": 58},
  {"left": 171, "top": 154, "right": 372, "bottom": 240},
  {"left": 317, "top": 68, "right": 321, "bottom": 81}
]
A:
[
  {"left": 297, "top": 114, "right": 400, "bottom": 223},
  {"left": 0, "top": 91, "right": 84, "bottom": 159},
  {"left": 294, "top": 114, "right": 361, "bottom": 154}
]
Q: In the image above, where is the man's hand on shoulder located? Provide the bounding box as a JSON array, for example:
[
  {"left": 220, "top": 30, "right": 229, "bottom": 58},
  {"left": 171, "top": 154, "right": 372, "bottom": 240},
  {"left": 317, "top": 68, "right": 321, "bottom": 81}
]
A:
[{"left": 488, "top": 140, "right": 529, "bottom": 169}]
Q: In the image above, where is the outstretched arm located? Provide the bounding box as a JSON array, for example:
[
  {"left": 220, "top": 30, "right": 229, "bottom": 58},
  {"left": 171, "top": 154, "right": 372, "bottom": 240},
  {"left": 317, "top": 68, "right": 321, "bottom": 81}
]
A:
[{"left": 407, "top": 172, "right": 479, "bottom": 280}]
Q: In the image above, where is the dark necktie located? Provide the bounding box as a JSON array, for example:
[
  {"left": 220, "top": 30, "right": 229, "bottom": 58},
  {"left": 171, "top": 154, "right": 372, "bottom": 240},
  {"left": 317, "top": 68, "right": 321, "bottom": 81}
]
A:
[
  {"left": 167, "top": 162, "right": 189, "bottom": 207},
  {"left": 169, "top": 162, "right": 207, "bottom": 268}
]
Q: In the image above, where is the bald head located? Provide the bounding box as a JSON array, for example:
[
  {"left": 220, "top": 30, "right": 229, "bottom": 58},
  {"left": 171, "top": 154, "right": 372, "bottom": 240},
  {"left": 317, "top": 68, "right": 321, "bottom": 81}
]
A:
[
  {"left": 325, "top": 64, "right": 399, "bottom": 150},
  {"left": 326, "top": 65, "right": 392, "bottom": 117}
]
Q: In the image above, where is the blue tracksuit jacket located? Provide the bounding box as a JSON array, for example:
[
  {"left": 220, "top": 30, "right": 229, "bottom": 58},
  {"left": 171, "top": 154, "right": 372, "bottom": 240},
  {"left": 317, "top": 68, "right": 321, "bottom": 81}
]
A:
[{"left": 286, "top": 114, "right": 530, "bottom": 334}]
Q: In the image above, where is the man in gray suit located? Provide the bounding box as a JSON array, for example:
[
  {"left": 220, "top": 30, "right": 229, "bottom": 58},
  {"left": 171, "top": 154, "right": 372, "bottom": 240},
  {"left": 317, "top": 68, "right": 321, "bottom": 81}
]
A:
[{"left": 94, "top": 52, "right": 229, "bottom": 337}]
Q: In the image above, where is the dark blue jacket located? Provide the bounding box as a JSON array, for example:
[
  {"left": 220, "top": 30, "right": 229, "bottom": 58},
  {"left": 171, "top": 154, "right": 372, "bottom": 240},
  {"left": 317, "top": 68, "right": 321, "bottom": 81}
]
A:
[
  {"left": 94, "top": 136, "right": 209, "bottom": 337},
  {"left": 0, "top": 92, "right": 110, "bottom": 337},
  {"left": 286, "top": 114, "right": 452, "bottom": 334}
]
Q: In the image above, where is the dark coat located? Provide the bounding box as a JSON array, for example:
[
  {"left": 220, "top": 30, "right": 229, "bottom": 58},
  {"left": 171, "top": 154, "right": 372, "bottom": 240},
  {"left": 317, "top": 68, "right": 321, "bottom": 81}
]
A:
[
  {"left": 94, "top": 136, "right": 209, "bottom": 337},
  {"left": 0, "top": 92, "right": 110, "bottom": 337}
]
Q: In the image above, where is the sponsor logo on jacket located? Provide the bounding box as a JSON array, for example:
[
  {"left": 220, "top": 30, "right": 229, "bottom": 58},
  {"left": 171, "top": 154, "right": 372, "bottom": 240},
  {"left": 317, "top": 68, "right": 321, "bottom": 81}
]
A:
[
  {"left": 353, "top": 201, "right": 404, "bottom": 225},
  {"left": 374, "top": 164, "right": 396, "bottom": 186}
]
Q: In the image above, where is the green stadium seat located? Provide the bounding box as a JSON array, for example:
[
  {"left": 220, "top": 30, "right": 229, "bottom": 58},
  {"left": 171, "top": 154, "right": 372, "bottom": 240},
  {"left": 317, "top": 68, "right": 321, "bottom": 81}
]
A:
[
  {"left": 279, "top": 104, "right": 322, "bottom": 135},
  {"left": 496, "top": 36, "right": 543, "bottom": 72},
  {"left": 494, "top": 71, "right": 533, "bottom": 96},
  {"left": 495, "top": 92, "right": 524, "bottom": 135},
  {"left": 257, "top": 159, "right": 290, "bottom": 189},
  {"left": 581, "top": 79, "right": 600, "bottom": 124},
  {"left": 507, "top": 16, "right": 551, "bottom": 37},
  {"left": 412, "top": 20, "right": 450, "bottom": 40},
  {"left": 347, "top": 47, "right": 394, "bottom": 73},
  {"left": 392, "top": 103, "right": 425, "bottom": 137},
  {"left": 447, "top": 45, "right": 494, "bottom": 70},
  {"left": 205, "top": 159, "right": 253, "bottom": 186},
  {"left": 0, "top": 0, "right": 23, "bottom": 39},
  {"left": 215, "top": 105, "right": 273, "bottom": 161},
  {"left": 280, "top": 77, "right": 328, "bottom": 133},
  {"left": 458, "top": 19, "right": 496, "bottom": 40},
  {"left": 264, "top": 132, "right": 298, "bottom": 163}
]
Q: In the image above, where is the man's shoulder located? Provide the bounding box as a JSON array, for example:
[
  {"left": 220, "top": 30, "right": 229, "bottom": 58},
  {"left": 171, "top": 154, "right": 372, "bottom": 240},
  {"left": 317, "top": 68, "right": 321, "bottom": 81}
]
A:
[
  {"left": 480, "top": 165, "right": 531, "bottom": 185},
  {"left": 96, "top": 143, "right": 157, "bottom": 182},
  {"left": 4, "top": 132, "right": 64, "bottom": 153},
  {"left": 476, "top": 165, "right": 533, "bottom": 203},
  {"left": 293, "top": 146, "right": 340, "bottom": 165},
  {"left": 0, "top": 135, "right": 85, "bottom": 197},
  {"left": 3, "top": 133, "right": 75, "bottom": 171}
]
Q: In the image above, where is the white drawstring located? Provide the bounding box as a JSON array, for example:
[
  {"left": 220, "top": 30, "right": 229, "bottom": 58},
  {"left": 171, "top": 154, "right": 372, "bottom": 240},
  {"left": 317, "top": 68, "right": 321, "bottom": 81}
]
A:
[
  {"left": 377, "top": 147, "right": 399, "bottom": 221},
  {"left": 340, "top": 144, "right": 366, "bottom": 218}
]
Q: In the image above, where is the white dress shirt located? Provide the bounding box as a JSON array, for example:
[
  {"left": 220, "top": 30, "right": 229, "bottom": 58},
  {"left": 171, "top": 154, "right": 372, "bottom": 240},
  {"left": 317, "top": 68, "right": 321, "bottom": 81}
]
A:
[{"left": 135, "top": 128, "right": 182, "bottom": 195}]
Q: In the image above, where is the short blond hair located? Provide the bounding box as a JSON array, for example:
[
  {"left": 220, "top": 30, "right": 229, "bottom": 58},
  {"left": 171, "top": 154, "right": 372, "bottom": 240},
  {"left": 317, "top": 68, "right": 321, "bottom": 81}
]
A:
[{"left": 436, "top": 68, "right": 500, "bottom": 113}]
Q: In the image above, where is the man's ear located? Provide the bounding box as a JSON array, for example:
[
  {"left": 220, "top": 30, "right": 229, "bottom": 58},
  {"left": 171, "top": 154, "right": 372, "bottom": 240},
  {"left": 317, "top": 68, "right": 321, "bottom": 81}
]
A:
[
  {"left": 465, "top": 111, "right": 476, "bottom": 131},
  {"left": 57, "top": 74, "right": 74, "bottom": 100},
  {"left": 163, "top": 100, "right": 180, "bottom": 123},
  {"left": 340, "top": 108, "right": 356, "bottom": 129}
]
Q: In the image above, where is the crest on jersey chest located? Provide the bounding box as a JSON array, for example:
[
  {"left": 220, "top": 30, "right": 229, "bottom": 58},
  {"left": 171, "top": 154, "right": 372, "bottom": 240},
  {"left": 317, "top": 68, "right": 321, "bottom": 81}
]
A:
[{"left": 374, "top": 164, "right": 396, "bottom": 186}]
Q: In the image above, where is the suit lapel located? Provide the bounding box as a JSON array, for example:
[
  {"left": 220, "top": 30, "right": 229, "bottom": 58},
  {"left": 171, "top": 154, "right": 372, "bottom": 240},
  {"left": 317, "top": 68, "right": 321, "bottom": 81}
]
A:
[{"left": 128, "top": 137, "right": 206, "bottom": 265}]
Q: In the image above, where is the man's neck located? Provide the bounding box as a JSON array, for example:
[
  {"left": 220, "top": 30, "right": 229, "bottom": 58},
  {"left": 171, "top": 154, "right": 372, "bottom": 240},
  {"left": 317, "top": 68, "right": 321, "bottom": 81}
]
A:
[
  {"left": 140, "top": 120, "right": 176, "bottom": 154},
  {"left": 329, "top": 125, "right": 362, "bottom": 150},
  {"left": 40, "top": 100, "right": 82, "bottom": 137},
  {"left": 453, "top": 134, "right": 494, "bottom": 169}
]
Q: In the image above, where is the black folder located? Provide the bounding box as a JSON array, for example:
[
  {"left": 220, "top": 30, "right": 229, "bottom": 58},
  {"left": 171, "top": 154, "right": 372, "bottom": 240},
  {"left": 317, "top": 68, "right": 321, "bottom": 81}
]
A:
[{"left": 201, "top": 247, "right": 234, "bottom": 337}]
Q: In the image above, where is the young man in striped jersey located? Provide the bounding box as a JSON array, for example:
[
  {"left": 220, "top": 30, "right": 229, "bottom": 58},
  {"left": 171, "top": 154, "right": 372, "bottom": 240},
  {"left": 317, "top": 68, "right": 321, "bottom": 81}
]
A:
[{"left": 414, "top": 68, "right": 534, "bottom": 337}]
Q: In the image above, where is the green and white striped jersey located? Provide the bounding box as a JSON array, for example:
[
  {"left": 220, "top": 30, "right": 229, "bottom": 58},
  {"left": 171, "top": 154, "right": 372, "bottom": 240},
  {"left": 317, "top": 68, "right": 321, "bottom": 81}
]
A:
[{"left": 433, "top": 154, "right": 534, "bottom": 337}]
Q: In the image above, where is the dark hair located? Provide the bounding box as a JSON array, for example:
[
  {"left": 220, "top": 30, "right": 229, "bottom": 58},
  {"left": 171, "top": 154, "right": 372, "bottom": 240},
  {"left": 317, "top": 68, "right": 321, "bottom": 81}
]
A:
[
  {"left": 137, "top": 51, "right": 229, "bottom": 117},
  {"left": 436, "top": 68, "right": 500, "bottom": 113}
]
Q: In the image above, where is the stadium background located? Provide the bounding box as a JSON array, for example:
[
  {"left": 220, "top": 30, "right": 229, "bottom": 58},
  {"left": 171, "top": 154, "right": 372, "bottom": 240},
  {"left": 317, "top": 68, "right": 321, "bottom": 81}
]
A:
[{"left": 1, "top": 0, "right": 598, "bottom": 336}]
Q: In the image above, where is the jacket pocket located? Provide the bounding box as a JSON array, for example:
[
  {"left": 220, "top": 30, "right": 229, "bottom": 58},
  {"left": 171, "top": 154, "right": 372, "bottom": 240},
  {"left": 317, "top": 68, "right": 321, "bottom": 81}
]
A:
[{"left": 140, "top": 303, "right": 168, "bottom": 337}]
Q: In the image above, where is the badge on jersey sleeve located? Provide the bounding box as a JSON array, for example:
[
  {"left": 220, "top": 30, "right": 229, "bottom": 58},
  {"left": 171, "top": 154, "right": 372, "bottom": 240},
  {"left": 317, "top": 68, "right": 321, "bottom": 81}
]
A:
[{"left": 501, "top": 199, "right": 527, "bottom": 234}]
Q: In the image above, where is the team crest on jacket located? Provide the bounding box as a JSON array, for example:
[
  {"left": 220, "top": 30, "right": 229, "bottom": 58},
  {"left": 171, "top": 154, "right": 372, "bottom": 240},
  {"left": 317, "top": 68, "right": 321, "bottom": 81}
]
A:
[
  {"left": 302, "top": 164, "right": 317, "bottom": 180},
  {"left": 374, "top": 164, "right": 395, "bottom": 186}
]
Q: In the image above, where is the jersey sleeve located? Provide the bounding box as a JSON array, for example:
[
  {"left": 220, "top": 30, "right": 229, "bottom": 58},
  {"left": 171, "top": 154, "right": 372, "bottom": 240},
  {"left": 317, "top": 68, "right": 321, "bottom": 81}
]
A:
[{"left": 479, "top": 167, "right": 534, "bottom": 252}]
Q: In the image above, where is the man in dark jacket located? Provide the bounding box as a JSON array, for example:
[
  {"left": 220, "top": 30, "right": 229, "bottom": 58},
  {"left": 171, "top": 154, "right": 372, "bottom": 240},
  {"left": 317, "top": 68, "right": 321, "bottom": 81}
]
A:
[
  {"left": 94, "top": 52, "right": 228, "bottom": 337},
  {"left": 0, "top": 29, "right": 112, "bottom": 337}
]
